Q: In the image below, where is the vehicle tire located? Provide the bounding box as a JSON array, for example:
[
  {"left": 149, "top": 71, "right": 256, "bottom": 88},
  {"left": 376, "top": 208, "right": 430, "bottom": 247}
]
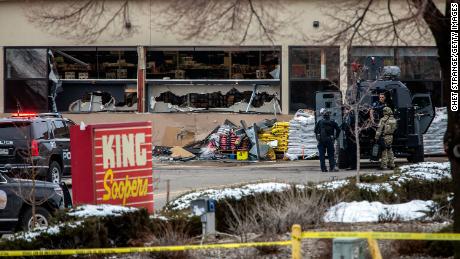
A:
[
  {"left": 47, "top": 161, "right": 62, "bottom": 184},
  {"left": 21, "top": 206, "right": 51, "bottom": 231},
  {"left": 338, "top": 148, "right": 349, "bottom": 169}
]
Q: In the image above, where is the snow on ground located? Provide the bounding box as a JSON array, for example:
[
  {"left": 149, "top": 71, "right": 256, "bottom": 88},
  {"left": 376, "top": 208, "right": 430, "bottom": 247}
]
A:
[
  {"left": 392, "top": 162, "right": 451, "bottom": 183},
  {"left": 169, "top": 182, "right": 304, "bottom": 211},
  {"left": 357, "top": 182, "right": 393, "bottom": 193},
  {"left": 324, "top": 200, "right": 435, "bottom": 223},
  {"left": 316, "top": 179, "right": 350, "bottom": 191},
  {"left": 5, "top": 221, "right": 83, "bottom": 242},
  {"left": 68, "top": 204, "right": 138, "bottom": 218},
  {"left": 315, "top": 162, "right": 451, "bottom": 191}
]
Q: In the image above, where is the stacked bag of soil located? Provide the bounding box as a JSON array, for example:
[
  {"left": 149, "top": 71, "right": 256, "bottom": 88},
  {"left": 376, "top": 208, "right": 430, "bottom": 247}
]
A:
[{"left": 285, "top": 109, "right": 318, "bottom": 160}]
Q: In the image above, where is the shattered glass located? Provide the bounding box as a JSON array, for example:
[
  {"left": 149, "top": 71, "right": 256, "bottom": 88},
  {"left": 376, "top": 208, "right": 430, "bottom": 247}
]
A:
[
  {"left": 4, "top": 80, "right": 49, "bottom": 112},
  {"left": 5, "top": 49, "right": 47, "bottom": 79}
]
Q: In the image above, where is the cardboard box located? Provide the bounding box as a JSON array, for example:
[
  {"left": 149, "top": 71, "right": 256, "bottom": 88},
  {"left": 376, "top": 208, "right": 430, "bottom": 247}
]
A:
[{"left": 65, "top": 72, "right": 75, "bottom": 79}]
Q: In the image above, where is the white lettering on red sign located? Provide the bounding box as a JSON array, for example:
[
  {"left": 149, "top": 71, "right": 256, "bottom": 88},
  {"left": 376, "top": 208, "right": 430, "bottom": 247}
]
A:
[{"left": 102, "top": 133, "right": 147, "bottom": 169}]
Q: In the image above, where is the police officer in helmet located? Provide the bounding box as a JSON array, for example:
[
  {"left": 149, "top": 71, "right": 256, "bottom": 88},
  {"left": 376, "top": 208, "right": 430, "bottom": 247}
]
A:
[
  {"left": 375, "top": 106, "right": 397, "bottom": 170},
  {"left": 315, "top": 108, "right": 341, "bottom": 172}
]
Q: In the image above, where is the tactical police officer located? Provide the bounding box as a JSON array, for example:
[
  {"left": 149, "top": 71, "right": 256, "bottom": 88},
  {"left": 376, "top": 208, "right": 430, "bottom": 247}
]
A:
[
  {"left": 342, "top": 108, "right": 357, "bottom": 170},
  {"left": 315, "top": 109, "right": 341, "bottom": 172},
  {"left": 370, "top": 93, "right": 387, "bottom": 122},
  {"left": 375, "top": 106, "right": 397, "bottom": 169}
]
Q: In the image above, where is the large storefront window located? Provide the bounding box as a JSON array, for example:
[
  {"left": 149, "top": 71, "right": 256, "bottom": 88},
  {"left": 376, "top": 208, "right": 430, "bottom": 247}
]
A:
[
  {"left": 146, "top": 47, "right": 281, "bottom": 113},
  {"left": 53, "top": 47, "right": 137, "bottom": 79},
  {"left": 5, "top": 48, "right": 48, "bottom": 112},
  {"left": 147, "top": 47, "right": 280, "bottom": 80},
  {"left": 289, "top": 47, "right": 340, "bottom": 112},
  {"left": 349, "top": 46, "right": 442, "bottom": 106},
  {"left": 397, "top": 48, "right": 440, "bottom": 80},
  {"left": 49, "top": 47, "right": 138, "bottom": 112},
  {"left": 350, "top": 47, "right": 394, "bottom": 81}
]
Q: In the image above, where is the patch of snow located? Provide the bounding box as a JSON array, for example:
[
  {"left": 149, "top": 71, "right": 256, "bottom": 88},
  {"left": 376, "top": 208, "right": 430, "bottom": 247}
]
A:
[
  {"left": 169, "top": 182, "right": 303, "bottom": 211},
  {"left": 324, "top": 200, "right": 435, "bottom": 223},
  {"left": 6, "top": 221, "right": 83, "bottom": 242},
  {"left": 316, "top": 180, "right": 350, "bottom": 191},
  {"left": 68, "top": 204, "right": 138, "bottom": 218},
  {"left": 392, "top": 162, "right": 451, "bottom": 183},
  {"left": 357, "top": 183, "right": 393, "bottom": 193},
  {"left": 150, "top": 214, "right": 168, "bottom": 221},
  {"left": 400, "top": 162, "right": 450, "bottom": 179}
]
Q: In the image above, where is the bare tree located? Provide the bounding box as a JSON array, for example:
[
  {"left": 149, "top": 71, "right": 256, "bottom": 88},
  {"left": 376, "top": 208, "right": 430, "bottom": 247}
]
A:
[
  {"left": 152, "top": 0, "right": 291, "bottom": 44},
  {"left": 25, "top": 0, "right": 136, "bottom": 43},
  {"left": 26, "top": 0, "right": 291, "bottom": 44},
  {"left": 9, "top": 122, "right": 55, "bottom": 231},
  {"left": 343, "top": 84, "right": 376, "bottom": 183}
]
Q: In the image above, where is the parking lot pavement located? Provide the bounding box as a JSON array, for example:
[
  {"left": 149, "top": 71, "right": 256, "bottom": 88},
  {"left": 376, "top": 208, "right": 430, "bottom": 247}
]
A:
[{"left": 66, "top": 157, "right": 448, "bottom": 211}]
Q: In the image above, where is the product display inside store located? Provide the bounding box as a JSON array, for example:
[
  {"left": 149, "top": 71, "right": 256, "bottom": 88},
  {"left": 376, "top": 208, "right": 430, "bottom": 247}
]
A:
[
  {"left": 53, "top": 47, "right": 138, "bottom": 80},
  {"left": 147, "top": 48, "right": 280, "bottom": 80}
]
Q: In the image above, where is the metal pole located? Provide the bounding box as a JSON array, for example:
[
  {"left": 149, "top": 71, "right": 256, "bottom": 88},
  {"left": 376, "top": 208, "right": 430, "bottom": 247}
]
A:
[{"left": 166, "top": 179, "right": 170, "bottom": 204}]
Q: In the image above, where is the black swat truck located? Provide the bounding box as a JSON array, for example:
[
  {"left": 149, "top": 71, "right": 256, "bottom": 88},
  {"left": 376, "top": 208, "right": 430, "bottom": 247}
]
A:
[{"left": 315, "top": 66, "right": 435, "bottom": 168}]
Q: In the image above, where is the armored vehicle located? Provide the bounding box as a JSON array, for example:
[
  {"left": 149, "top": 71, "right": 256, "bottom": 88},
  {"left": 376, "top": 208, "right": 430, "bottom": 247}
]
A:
[{"left": 315, "top": 67, "right": 435, "bottom": 168}]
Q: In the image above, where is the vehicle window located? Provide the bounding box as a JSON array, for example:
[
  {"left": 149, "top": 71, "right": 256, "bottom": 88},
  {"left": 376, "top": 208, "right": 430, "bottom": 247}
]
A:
[
  {"left": 413, "top": 96, "right": 431, "bottom": 109},
  {"left": 65, "top": 119, "right": 76, "bottom": 128},
  {"left": 32, "top": 121, "right": 49, "bottom": 140},
  {"left": 53, "top": 120, "right": 69, "bottom": 138},
  {"left": 0, "top": 122, "right": 31, "bottom": 140}
]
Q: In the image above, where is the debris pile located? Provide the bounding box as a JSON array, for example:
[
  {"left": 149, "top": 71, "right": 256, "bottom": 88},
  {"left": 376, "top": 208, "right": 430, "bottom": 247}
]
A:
[
  {"left": 258, "top": 122, "right": 289, "bottom": 153},
  {"left": 153, "top": 107, "right": 445, "bottom": 162}
]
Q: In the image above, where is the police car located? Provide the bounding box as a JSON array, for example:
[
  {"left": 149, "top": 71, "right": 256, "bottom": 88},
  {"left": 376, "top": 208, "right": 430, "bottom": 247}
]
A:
[
  {"left": 0, "top": 113, "right": 74, "bottom": 184},
  {"left": 0, "top": 171, "right": 65, "bottom": 232}
]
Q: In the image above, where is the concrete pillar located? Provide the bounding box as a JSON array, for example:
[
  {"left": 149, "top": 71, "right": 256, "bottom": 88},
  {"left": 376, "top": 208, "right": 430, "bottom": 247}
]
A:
[
  {"left": 281, "top": 44, "right": 290, "bottom": 114},
  {"left": 0, "top": 47, "right": 4, "bottom": 114},
  {"left": 339, "top": 44, "right": 349, "bottom": 97}
]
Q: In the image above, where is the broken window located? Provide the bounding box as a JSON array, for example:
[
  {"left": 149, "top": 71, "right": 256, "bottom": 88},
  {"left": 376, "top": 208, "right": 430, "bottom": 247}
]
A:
[
  {"left": 4, "top": 48, "right": 49, "bottom": 112},
  {"left": 155, "top": 88, "right": 275, "bottom": 109},
  {"left": 6, "top": 49, "right": 47, "bottom": 79},
  {"left": 50, "top": 47, "right": 138, "bottom": 112},
  {"left": 5, "top": 80, "right": 49, "bottom": 112}
]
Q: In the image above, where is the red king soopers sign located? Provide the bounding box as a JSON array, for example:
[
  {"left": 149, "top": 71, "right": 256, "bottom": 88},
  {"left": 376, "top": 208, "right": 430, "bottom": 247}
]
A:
[{"left": 71, "top": 122, "right": 154, "bottom": 213}]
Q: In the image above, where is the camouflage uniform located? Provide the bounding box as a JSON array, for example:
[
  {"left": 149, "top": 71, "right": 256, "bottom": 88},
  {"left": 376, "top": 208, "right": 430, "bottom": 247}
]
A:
[{"left": 375, "top": 107, "right": 397, "bottom": 169}]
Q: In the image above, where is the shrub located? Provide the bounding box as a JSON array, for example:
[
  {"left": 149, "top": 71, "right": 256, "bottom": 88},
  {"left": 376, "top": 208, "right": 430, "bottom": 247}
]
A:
[
  {"left": 223, "top": 188, "right": 334, "bottom": 238},
  {"left": 426, "top": 224, "right": 455, "bottom": 257},
  {"left": 394, "top": 239, "right": 429, "bottom": 256},
  {"left": 0, "top": 209, "right": 153, "bottom": 250}
]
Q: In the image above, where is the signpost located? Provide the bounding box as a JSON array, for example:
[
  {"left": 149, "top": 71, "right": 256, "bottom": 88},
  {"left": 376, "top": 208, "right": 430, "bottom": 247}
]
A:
[{"left": 70, "top": 122, "right": 154, "bottom": 213}]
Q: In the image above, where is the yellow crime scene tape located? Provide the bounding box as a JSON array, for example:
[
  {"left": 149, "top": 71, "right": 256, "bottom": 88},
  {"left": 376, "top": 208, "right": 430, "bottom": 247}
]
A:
[
  {"left": 0, "top": 240, "right": 292, "bottom": 257},
  {"left": 301, "top": 231, "right": 460, "bottom": 241},
  {"left": 2, "top": 230, "right": 460, "bottom": 257}
]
